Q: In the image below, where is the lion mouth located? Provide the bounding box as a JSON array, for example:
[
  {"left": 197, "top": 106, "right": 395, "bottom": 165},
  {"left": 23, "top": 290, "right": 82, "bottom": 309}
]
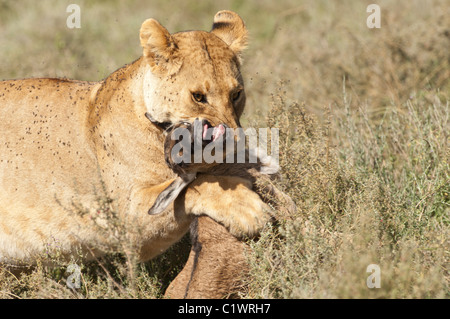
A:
[
  {"left": 145, "top": 112, "right": 172, "bottom": 131},
  {"left": 145, "top": 113, "right": 227, "bottom": 142},
  {"left": 145, "top": 113, "right": 228, "bottom": 147}
]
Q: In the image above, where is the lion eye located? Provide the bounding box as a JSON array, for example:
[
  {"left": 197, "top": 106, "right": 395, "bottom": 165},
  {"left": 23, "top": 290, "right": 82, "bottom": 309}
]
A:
[
  {"left": 192, "top": 92, "right": 206, "bottom": 103},
  {"left": 231, "top": 90, "right": 242, "bottom": 102}
]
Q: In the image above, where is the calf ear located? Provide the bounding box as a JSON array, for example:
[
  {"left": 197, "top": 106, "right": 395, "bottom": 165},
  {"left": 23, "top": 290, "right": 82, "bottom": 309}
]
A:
[
  {"left": 148, "top": 174, "right": 197, "bottom": 215},
  {"left": 140, "top": 18, "right": 181, "bottom": 75},
  {"left": 211, "top": 10, "right": 248, "bottom": 62}
]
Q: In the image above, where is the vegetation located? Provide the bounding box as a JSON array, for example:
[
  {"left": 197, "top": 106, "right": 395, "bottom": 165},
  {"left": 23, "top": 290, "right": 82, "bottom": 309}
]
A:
[{"left": 0, "top": 0, "right": 448, "bottom": 298}]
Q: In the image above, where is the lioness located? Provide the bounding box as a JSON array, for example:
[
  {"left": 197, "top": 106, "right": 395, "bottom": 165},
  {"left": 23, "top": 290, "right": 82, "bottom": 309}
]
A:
[{"left": 0, "top": 11, "right": 270, "bottom": 266}]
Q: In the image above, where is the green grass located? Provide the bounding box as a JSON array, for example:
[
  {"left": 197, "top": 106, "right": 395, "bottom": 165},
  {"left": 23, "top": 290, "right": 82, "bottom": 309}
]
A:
[{"left": 0, "top": 0, "right": 448, "bottom": 298}]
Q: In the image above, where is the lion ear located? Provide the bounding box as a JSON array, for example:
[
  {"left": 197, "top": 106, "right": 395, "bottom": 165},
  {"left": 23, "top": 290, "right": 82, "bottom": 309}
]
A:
[
  {"left": 211, "top": 10, "right": 248, "bottom": 61},
  {"left": 140, "top": 18, "right": 181, "bottom": 75}
]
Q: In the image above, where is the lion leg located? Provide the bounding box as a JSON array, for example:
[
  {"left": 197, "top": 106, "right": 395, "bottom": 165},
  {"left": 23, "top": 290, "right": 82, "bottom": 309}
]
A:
[{"left": 125, "top": 179, "right": 195, "bottom": 261}]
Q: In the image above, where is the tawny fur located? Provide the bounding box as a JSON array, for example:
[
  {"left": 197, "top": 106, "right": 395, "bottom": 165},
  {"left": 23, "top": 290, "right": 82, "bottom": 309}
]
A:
[
  {"left": 165, "top": 216, "right": 248, "bottom": 299},
  {"left": 0, "top": 11, "right": 271, "bottom": 267}
]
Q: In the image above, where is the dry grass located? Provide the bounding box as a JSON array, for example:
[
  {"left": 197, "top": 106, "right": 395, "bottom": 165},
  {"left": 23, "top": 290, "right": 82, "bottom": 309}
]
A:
[
  {"left": 0, "top": 0, "right": 448, "bottom": 298},
  {"left": 246, "top": 89, "right": 448, "bottom": 299}
]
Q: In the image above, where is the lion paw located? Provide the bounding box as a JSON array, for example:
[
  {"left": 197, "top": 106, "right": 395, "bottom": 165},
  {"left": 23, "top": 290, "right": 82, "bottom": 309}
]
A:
[{"left": 183, "top": 175, "right": 272, "bottom": 238}]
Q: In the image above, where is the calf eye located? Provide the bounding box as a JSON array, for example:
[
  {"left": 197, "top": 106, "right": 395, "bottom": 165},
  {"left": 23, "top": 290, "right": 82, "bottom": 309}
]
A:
[
  {"left": 192, "top": 92, "right": 207, "bottom": 103},
  {"left": 231, "top": 90, "right": 242, "bottom": 102}
]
